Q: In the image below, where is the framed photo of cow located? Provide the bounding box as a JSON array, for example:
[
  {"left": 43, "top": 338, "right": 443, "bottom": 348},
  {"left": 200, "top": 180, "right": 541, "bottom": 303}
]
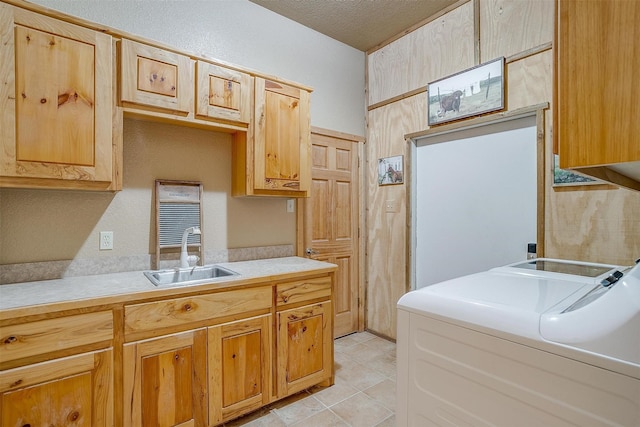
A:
[{"left": 427, "top": 57, "right": 505, "bottom": 126}]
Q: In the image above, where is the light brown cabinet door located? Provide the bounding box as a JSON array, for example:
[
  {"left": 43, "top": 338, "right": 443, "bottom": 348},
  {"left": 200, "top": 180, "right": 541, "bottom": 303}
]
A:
[
  {"left": 196, "top": 61, "right": 252, "bottom": 125},
  {"left": 0, "top": 5, "right": 115, "bottom": 188},
  {"left": 208, "top": 314, "right": 271, "bottom": 425},
  {"left": 253, "top": 78, "right": 311, "bottom": 195},
  {"left": 276, "top": 301, "right": 332, "bottom": 397},
  {"left": 557, "top": 0, "right": 640, "bottom": 169},
  {"left": 123, "top": 329, "right": 207, "bottom": 427},
  {"left": 120, "top": 38, "right": 194, "bottom": 115},
  {"left": 304, "top": 132, "right": 361, "bottom": 337},
  {"left": 0, "top": 349, "right": 113, "bottom": 427}
]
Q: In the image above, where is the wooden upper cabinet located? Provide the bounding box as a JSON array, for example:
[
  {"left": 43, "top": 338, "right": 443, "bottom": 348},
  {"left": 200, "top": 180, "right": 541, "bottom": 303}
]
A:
[
  {"left": 556, "top": 0, "right": 640, "bottom": 190},
  {"left": 0, "top": 5, "right": 119, "bottom": 191},
  {"left": 120, "top": 38, "right": 194, "bottom": 115},
  {"left": 233, "top": 78, "right": 311, "bottom": 197},
  {"left": 196, "top": 60, "right": 252, "bottom": 125}
]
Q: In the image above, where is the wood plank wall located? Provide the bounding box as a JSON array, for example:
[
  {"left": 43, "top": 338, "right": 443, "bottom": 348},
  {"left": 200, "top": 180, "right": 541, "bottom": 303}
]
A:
[{"left": 365, "top": 0, "right": 640, "bottom": 339}]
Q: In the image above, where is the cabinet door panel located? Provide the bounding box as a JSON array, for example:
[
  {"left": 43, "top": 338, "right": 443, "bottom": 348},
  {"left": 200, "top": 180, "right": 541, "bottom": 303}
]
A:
[
  {"left": 0, "top": 6, "right": 114, "bottom": 187},
  {"left": 123, "top": 330, "right": 206, "bottom": 427},
  {"left": 556, "top": 0, "right": 640, "bottom": 189},
  {"left": 286, "top": 314, "right": 323, "bottom": 382},
  {"left": 196, "top": 61, "right": 252, "bottom": 124},
  {"left": 0, "top": 349, "right": 113, "bottom": 427},
  {"left": 15, "top": 25, "right": 94, "bottom": 166},
  {"left": 120, "top": 38, "right": 193, "bottom": 115},
  {"left": 250, "top": 78, "right": 311, "bottom": 196},
  {"left": 2, "top": 372, "right": 92, "bottom": 426},
  {"left": 222, "top": 331, "right": 262, "bottom": 405},
  {"left": 208, "top": 314, "right": 271, "bottom": 425},
  {"left": 277, "top": 301, "right": 332, "bottom": 397},
  {"left": 264, "top": 90, "right": 300, "bottom": 182},
  {"left": 141, "top": 346, "right": 194, "bottom": 427}
]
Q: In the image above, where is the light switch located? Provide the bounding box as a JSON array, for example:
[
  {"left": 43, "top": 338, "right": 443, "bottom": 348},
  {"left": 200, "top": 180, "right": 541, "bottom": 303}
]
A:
[{"left": 287, "top": 199, "right": 295, "bottom": 213}]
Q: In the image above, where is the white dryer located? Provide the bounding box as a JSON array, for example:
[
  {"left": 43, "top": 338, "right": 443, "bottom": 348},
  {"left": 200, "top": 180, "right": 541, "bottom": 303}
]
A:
[{"left": 397, "top": 258, "right": 640, "bottom": 426}]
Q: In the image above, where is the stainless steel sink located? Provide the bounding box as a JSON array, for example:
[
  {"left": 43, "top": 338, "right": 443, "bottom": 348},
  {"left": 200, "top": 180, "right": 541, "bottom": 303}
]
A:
[{"left": 144, "top": 265, "right": 239, "bottom": 287}]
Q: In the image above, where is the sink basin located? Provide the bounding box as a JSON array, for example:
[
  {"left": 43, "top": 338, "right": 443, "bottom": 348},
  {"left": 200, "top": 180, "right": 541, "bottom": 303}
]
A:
[{"left": 144, "top": 265, "right": 239, "bottom": 287}]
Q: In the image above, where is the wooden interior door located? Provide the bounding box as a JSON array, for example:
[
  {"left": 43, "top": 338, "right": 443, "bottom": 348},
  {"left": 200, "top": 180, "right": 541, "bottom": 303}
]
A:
[{"left": 302, "top": 129, "right": 362, "bottom": 337}]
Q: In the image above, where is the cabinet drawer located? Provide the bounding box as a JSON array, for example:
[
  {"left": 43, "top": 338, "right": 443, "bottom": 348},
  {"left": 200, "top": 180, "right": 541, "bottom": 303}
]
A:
[
  {"left": 276, "top": 276, "right": 331, "bottom": 307},
  {"left": 124, "top": 286, "right": 272, "bottom": 338},
  {"left": 0, "top": 311, "right": 113, "bottom": 365}
]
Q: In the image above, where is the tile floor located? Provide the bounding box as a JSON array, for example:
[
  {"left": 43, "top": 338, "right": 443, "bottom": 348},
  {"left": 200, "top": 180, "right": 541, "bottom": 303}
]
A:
[{"left": 226, "top": 331, "right": 397, "bottom": 427}]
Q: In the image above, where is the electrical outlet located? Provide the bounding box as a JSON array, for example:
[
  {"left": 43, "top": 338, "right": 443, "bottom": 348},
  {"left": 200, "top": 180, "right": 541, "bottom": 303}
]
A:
[
  {"left": 99, "top": 231, "right": 114, "bottom": 250},
  {"left": 385, "top": 199, "right": 397, "bottom": 213}
]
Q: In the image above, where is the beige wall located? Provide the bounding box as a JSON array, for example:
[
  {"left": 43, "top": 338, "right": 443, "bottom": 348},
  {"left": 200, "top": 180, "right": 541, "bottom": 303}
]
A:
[
  {"left": 365, "top": 0, "right": 640, "bottom": 339},
  {"left": 0, "top": 119, "right": 295, "bottom": 264}
]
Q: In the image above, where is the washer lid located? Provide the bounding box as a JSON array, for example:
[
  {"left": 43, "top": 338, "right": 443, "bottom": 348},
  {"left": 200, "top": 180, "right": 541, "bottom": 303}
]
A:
[
  {"left": 491, "top": 258, "right": 622, "bottom": 285},
  {"left": 397, "top": 259, "right": 624, "bottom": 341},
  {"left": 398, "top": 272, "right": 589, "bottom": 341}
]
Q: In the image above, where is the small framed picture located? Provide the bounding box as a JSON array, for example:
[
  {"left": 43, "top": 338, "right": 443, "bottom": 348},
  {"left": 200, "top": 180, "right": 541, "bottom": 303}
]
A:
[
  {"left": 427, "top": 57, "right": 505, "bottom": 126},
  {"left": 378, "top": 155, "right": 404, "bottom": 185}
]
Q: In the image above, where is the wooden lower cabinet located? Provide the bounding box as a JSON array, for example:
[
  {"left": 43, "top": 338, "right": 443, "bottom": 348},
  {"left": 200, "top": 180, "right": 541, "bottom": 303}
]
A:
[
  {"left": 0, "top": 272, "right": 334, "bottom": 427},
  {"left": 122, "top": 329, "right": 207, "bottom": 427},
  {"left": 277, "top": 300, "right": 333, "bottom": 397},
  {"left": 208, "top": 314, "right": 271, "bottom": 425},
  {"left": 0, "top": 349, "right": 113, "bottom": 427}
]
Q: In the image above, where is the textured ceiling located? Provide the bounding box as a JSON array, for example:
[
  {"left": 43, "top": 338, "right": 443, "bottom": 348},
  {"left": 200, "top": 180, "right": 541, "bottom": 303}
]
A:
[{"left": 249, "top": 0, "right": 459, "bottom": 51}]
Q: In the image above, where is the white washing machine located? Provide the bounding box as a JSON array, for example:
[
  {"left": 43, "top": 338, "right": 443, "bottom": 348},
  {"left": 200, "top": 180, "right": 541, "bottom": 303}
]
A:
[{"left": 397, "top": 258, "right": 640, "bottom": 426}]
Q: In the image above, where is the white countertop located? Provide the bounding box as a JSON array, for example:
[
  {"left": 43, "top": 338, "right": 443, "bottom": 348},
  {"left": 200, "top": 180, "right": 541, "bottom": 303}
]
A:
[{"left": 0, "top": 257, "right": 336, "bottom": 312}]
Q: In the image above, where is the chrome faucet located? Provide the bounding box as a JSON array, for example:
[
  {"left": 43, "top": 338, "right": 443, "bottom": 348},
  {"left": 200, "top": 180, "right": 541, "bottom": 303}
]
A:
[{"left": 180, "top": 226, "right": 201, "bottom": 268}]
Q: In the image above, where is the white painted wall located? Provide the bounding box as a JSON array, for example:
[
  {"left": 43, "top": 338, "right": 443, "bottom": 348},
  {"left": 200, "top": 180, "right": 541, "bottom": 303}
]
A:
[
  {"left": 414, "top": 116, "right": 537, "bottom": 288},
  {"left": 30, "top": 0, "right": 365, "bottom": 136}
]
